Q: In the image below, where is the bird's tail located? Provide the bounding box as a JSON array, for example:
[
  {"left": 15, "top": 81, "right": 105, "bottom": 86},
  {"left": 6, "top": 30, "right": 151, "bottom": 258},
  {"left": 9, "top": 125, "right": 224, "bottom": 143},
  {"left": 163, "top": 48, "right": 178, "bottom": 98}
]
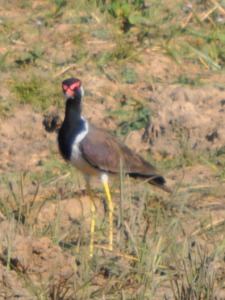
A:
[{"left": 148, "top": 175, "right": 172, "bottom": 193}]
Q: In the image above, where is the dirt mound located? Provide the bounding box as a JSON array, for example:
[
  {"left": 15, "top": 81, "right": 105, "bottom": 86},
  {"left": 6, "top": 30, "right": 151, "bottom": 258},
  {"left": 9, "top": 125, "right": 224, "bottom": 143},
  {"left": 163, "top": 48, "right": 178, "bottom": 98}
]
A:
[
  {"left": 148, "top": 85, "right": 225, "bottom": 157},
  {"left": 0, "top": 106, "right": 57, "bottom": 172}
]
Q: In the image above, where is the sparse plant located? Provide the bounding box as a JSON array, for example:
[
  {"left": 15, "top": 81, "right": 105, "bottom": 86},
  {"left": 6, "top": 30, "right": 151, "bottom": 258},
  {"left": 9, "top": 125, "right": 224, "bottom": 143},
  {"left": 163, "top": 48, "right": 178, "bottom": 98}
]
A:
[
  {"left": 170, "top": 243, "right": 220, "bottom": 300},
  {"left": 108, "top": 96, "right": 151, "bottom": 138}
]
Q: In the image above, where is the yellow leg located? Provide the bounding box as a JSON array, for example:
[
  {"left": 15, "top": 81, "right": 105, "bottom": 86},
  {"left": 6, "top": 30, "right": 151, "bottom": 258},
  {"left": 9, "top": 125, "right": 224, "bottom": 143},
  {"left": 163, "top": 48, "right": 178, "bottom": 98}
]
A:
[
  {"left": 86, "top": 182, "right": 95, "bottom": 257},
  {"left": 102, "top": 174, "right": 113, "bottom": 251}
]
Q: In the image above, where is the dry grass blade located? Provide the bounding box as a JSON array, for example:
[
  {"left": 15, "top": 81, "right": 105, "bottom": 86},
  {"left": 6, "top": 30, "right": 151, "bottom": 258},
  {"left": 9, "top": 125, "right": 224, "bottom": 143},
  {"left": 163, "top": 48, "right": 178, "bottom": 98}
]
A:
[
  {"left": 201, "top": 6, "right": 217, "bottom": 21},
  {"left": 192, "top": 218, "right": 225, "bottom": 236},
  {"left": 181, "top": 13, "right": 193, "bottom": 29},
  {"left": 210, "top": 0, "right": 225, "bottom": 16},
  {"left": 54, "top": 64, "right": 77, "bottom": 78}
]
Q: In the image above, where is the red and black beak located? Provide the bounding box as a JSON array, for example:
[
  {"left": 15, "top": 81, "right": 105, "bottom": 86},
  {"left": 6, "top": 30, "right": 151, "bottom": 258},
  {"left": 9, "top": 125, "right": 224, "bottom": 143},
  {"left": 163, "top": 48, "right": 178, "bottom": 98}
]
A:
[{"left": 62, "top": 84, "right": 74, "bottom": 98}]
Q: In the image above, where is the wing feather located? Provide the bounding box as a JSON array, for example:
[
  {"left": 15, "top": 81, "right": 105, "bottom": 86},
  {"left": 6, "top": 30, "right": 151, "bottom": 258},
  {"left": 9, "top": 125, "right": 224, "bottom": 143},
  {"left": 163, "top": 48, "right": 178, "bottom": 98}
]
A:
[{"left": 80, "top": 125, "right": 157, "bottom": 176}]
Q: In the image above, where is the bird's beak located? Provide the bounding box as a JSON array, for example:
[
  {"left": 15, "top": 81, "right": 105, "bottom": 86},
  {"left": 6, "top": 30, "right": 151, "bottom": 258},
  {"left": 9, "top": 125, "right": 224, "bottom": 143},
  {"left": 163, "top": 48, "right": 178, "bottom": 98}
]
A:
[{"left": 62, "top": 84, "right": 75, "bottom": 100}]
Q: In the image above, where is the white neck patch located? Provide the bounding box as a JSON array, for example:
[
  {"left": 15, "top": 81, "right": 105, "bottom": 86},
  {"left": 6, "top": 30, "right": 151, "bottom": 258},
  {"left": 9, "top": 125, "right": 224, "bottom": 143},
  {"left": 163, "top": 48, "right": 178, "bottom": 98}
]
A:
[
  {"left": 75, "top": 116, "right": 88, "bottom": 144},
  {"left": 70, "top": 117, "right": 89, "bottom": 167}
]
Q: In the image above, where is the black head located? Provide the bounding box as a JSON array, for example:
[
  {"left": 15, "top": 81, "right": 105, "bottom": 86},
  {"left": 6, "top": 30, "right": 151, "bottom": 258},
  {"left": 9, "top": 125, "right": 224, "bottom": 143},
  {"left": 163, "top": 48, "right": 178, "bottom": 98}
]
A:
[{"left": 62, "top": 78, "right": 83, "bottom": 100}]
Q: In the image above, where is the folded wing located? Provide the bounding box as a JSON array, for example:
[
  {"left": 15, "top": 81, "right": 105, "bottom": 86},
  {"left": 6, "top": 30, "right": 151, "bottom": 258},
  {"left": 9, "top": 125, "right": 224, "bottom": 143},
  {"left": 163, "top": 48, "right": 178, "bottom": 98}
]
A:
[{"left": 80, "top": 125, "right": 171, "bottom": 193}]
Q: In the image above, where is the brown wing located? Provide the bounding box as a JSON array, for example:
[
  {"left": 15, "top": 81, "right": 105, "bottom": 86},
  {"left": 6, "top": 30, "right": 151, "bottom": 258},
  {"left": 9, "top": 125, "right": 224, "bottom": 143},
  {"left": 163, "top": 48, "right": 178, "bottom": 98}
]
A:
[
  {"left": 80, "top": 124, "right": 157, "bottom": 176},
  {"left": 80, "top": 125, "right": 172, "bottom": 193}
]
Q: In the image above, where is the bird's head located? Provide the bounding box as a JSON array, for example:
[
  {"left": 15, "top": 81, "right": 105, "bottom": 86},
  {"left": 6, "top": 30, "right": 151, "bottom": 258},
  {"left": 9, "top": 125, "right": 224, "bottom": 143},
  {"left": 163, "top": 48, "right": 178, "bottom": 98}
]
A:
[{"left": 62, "top": 78, "right": 84, "bottom": 101}]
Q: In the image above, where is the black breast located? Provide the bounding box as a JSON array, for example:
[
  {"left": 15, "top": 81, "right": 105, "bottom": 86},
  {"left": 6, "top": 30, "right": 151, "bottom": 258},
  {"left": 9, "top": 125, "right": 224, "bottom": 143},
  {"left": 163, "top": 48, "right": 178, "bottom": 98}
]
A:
[{"left": 58, "top": 118, "right": 86, "bottom": 161}]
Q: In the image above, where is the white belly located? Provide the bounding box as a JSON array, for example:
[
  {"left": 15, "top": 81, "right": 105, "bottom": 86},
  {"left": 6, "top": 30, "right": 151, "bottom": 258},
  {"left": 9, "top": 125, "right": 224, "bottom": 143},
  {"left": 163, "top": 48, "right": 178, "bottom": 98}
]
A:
[
  {"left": 70, "top": 118, "right": 100, "bottom": 176},
  {"left": 71, "top": 143, "right": 100, "bottom": 176}
]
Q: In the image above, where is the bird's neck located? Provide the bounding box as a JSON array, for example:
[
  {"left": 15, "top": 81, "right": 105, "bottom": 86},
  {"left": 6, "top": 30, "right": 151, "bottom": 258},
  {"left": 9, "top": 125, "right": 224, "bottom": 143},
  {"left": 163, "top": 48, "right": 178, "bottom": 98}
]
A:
[
  {"left": 64, "top": 96, "right": 83, "bottom": 128},
  {"left": 58, "top": 95, "right": 87, "bottom": 161}
]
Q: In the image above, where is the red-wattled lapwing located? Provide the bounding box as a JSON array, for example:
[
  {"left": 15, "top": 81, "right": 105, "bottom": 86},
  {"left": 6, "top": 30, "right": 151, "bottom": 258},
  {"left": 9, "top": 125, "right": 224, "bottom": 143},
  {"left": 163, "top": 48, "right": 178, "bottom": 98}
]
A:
[{"left": 58, "top": 77, "right": 171, "bottom": 256}]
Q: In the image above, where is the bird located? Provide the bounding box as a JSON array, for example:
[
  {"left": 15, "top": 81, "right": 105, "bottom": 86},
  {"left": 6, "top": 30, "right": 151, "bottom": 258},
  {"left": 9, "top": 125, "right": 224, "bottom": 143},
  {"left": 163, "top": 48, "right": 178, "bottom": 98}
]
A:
[{"left": 58, "top": 77, "right": 171, "bottom": 256}]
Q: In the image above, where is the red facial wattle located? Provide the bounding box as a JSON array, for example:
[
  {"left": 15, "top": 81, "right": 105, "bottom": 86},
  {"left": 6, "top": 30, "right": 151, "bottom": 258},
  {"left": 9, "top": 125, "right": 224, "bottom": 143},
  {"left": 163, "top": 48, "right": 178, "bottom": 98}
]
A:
[{"left": 62, "top": 81, "right": 81, "bottom": 97}]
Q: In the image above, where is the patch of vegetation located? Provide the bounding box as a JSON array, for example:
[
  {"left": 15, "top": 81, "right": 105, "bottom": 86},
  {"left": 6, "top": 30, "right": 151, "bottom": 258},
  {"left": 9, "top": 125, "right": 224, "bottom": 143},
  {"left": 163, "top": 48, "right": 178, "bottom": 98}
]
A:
[
  {"left": 99, "top": 0, "right": 143, "bottom": 33},
  {"left": 109, "top": 95, "right": 150, "bottom": 138},
  {"left": 0, "top": 97, "right": 14, "bottom": 118},
  {"left": 11, "top": 74, "right": 61, "bottom": 111}
]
